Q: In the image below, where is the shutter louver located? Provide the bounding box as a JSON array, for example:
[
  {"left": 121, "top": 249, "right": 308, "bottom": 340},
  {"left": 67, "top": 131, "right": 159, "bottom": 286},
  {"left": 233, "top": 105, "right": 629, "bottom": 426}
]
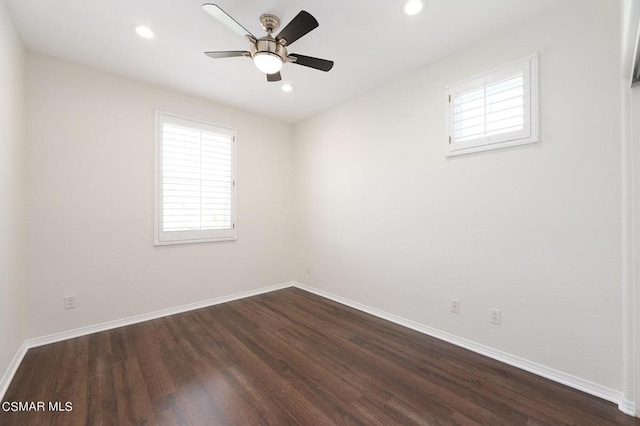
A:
[
  {"left": 161, "top": 123, "right": 233, "bottom": 233},
  {"left": 453, "top": 74, "right": 525, "bottom": 142},
  {"left": 446, "top": 54, "right": 537, "bottom": 157}
]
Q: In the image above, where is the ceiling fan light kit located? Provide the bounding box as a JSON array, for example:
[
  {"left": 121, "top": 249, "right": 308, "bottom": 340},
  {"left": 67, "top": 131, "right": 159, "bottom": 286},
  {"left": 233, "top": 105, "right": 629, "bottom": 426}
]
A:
[
  {"left": 202, "top": 4, "right": 334, "bottom": 82},
  {"left": 253, "top": 52, "right": 283, "bottom": 74}
]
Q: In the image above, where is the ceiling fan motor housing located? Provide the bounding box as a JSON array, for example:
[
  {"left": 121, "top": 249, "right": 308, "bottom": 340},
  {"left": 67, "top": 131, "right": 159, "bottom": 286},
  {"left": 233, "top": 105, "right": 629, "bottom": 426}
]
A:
[{"left": 250, "top": 34, "right": 289, "bottom": 63}]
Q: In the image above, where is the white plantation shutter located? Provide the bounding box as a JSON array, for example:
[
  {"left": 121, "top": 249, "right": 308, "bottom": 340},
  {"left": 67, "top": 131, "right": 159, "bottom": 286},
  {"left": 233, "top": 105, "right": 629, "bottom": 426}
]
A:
[
  {"left": 447, "top": 54, "right": 538, "bottom": 156},
  {"left": 155, "top": 112, "right": 236, "bottom": 245},
  {"left": 454, "top": 74, "right": 525, "bottom": 141}
]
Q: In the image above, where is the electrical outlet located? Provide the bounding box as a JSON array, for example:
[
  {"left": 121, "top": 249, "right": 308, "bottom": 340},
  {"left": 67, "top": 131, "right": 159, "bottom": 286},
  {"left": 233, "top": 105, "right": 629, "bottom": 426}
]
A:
[
  {"left": 306, "top": 264, "right": 311, "bottom": 274},
  {"left": 450, "top": 299, "right": 460, "bottom": 314},
  {"left": 490, "top": 308, "right": 501, "bottom": 325},
  {"left": 65, "top": 295, "right": 75, "bottom": 309}
]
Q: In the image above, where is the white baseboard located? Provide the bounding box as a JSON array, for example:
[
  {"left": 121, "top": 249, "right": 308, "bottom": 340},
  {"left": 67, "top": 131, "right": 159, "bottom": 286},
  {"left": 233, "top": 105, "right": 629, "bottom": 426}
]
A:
[
  {"left": 0, "top": 341, "right": 28, "bottom": 402},
  {"left": 2, "top": 280, "right": 636, "bottom": 418},
  {"left": 0, "top": 281, "right": 294, "bottom": 402},
  {"left": 619, "top": 399, "right": 637, "bottom": 417},
  {"left": 293, "top": 282, "right": 629, "bottom": 413},
  {"left": 26, "top": 281, "right": 294, "bottom": 349}
]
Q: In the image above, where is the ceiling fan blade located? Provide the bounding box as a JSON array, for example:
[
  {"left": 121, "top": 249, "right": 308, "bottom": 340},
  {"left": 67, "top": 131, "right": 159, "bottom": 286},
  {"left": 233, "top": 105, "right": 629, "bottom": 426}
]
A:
[
  {"left": 276, "top": 11, "right": 318, "bottom": 46},
  {"left": 267, "top": 72, "right": 282, "bottom": 82},
  {"left": 289, "top": 54, "right": 334, "bottom": 72},
  {"left": 202, "top": 4, "right": 255, "bottom": 39},
  {"left": 205, "top": 51, "right": 250, "bottom": 59}
]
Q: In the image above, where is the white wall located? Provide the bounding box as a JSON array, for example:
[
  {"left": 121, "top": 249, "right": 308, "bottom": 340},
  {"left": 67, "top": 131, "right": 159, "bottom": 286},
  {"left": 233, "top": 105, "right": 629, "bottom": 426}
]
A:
[
  {"left": 25, "top": 53, "right": 294, "bottom": 337},
  {"left": 0, "top": 0, "right": 26, "bottom": 382},
  {"left": 294, "top": 0, "right": 623, "bottom": 391},
  {"left": 631, "top": 84, "right": 640, "bottom": 413}
]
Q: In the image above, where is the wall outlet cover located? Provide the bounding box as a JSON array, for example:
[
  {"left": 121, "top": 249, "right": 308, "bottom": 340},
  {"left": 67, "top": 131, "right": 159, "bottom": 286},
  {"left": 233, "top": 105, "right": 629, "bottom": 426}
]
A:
[
  {"left": 64, "top": 295, "right": 75, "bottom": 309},
  {"left": 490, "top": 308, "right": 501, "bottom": 324}
]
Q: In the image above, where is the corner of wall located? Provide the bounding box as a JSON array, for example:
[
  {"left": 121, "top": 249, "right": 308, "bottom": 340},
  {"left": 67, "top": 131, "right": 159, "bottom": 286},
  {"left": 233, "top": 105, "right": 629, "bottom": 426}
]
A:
[{"left": 0, "top": 0, "right": 28, "bottom": 403}]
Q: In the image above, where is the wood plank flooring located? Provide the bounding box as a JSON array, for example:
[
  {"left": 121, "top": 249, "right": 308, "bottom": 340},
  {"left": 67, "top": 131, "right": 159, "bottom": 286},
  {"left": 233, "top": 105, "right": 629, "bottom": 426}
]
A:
[{"left": 1, "top": 287, "right": 638, "bottom": 425}]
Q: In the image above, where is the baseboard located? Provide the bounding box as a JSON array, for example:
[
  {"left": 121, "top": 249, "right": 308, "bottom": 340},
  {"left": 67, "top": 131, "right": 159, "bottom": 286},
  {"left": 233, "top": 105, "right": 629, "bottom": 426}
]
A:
[
  {"left": 293, "top": 282, "right": 627, "bottom": 411},
  {"left": 26, "top": 281, "right": 294, "bottom": 349},
  {"left": 0, "top": 341, "right": 28, "bottom": 402},
  {"left": 619, "top": 399, "right": 637, "bottom": 417},
  {"left": 1, "top": 282, "right": 293, "bottom": 401},
  {"left": 2, "top": 281, "right": 294, "bottom": 400},
  {"left": 2, "top": 281, "right": 634, "bottom": 418}
]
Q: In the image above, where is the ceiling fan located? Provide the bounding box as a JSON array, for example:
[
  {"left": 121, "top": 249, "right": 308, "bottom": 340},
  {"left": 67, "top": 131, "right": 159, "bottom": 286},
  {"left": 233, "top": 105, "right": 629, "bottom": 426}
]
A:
[{"left": 202, "top": 4, "right": 334, "bottom": 82}]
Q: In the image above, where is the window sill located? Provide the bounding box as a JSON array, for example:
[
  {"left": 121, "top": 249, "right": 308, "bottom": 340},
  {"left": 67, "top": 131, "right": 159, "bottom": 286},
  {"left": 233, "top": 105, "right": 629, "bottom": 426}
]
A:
[
  {"left": 154, "top": 236, "right": 237, "bottom": 246},
  {"left": 447, "top": 137, "right": 538, "bottom": 158}
]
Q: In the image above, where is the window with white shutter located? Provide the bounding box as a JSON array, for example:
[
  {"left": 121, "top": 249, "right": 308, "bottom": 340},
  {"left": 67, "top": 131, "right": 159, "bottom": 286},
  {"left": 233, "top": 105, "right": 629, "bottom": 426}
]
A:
[
  {"left": 446, "top": 54, "right": 538, "bottom": 157},
  {"left": 154, "top": 112, "right": 236, "bottom": 245}
]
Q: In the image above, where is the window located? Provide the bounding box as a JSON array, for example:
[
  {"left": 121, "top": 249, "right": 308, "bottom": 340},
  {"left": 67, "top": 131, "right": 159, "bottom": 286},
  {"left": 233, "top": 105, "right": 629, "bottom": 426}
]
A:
[
  {"left": 154, "top": 112, "right": 236, "bottom": 245},
  {"left": 446, "top": 54, "right": 538, "bottom": 157}
]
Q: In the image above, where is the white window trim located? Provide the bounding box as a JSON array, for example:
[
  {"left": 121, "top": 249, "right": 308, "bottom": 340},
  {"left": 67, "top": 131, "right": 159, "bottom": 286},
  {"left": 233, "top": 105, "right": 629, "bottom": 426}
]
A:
[
  {"left": 154, "top": 110, "right": 237, "bottom": 246},
  {"left": 446, "top": 53, "right": 539, "bottom": 157}
]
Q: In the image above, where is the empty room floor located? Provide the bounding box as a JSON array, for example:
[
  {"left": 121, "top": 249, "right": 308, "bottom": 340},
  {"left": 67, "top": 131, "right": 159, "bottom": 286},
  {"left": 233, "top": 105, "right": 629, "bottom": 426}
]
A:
[{"left": 1, "top": 288, "right": 638, "bottom": 425}]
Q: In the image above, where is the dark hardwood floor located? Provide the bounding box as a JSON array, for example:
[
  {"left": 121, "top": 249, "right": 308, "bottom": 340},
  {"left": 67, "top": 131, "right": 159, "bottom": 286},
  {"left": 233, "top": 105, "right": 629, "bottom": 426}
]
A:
[{"left": 1, "top": 287, "right": 638, "bottom": 425}]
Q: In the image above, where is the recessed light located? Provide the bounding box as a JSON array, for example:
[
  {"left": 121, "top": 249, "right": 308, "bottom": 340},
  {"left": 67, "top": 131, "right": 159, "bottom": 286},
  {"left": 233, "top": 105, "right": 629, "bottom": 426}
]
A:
[
  {"left": 134, "top": 25, "right": 155, "bottom": 39},
  {"left": 404, "top": 0, "right": 423, "bottom": 15},
  {"left": 281, "top": 83, "right": 294, "bottom": 92}
]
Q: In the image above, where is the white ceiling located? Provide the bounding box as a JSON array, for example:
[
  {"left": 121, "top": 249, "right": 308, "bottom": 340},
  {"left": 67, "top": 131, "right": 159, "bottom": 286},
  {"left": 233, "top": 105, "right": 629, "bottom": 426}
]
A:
[{"left": 4, "top": 0, "right": 564, "bottom": 123}]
